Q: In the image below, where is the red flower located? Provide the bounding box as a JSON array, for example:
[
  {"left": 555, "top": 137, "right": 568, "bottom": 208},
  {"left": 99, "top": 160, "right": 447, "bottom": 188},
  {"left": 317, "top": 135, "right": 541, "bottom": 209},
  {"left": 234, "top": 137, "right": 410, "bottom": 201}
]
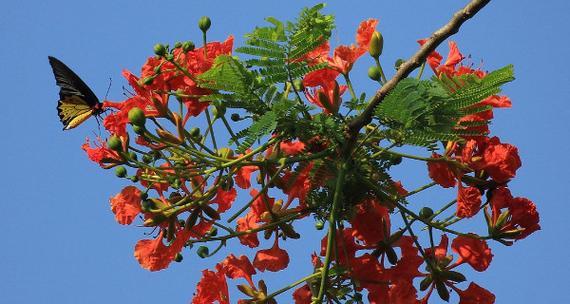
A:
[
  {"left": 388, "top": 281, "right": 420, "bottom": 304},
  {"left": 235, "top": 165, "right": 258, "bottom": 189},
  {"left": 350, "top": 198, "right": 390, "bottom": 245},
  {"left": 133, "top": 228, "right": 192, "bottom": 271},
  {"left": 481, "top": 137, "right": 522, "bottom": 183},
  {"left": 81, "top": 137, "right": 121, "bottom": 167},
  {"left": 211, "top": 187, "right": 237, "bottom": 213},
  {"left": 457, "top": 282, "right": 495, "bottom": 304},
  {"left": 427, "top": 153, "right": 456, "bottom": 188},
  {"left": 456, "top": 185, "right": 481, "bottom": 218},
  {"left": 279, "top": 140, "right": 306, "bottom": 155},
  {"left": 221, "top": 254, "right": 257, "bottom": 287},
  {"left": 253, "top": 240, "right": 290, "bottom": 272},
  {"left": 109, "top": 186, "right": 142, "bottom": 225},
  {"left": 192, "top": 264, "right": 230, "bottom": 304},
  {"left": 292, "top": 284, "right": 312, "bottom": 304},
  {"left": 236, "top": 213, "right": 260, "bottom": 248},
  {"left": 451, "top": 235, "right": 493, "bottom": 272},
  {"left": 489, "top": 187, "right": 540, "bottom": 241},
  {"left": 304, "top": 80, "right": 347, "bottom": 114}
]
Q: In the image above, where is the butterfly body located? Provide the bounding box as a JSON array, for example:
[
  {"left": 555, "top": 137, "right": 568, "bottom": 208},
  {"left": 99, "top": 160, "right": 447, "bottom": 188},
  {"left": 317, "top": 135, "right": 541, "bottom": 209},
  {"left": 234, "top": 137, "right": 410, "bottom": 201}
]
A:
[{"left": 48, "top": 56, "right": 103, "bottom": 130}]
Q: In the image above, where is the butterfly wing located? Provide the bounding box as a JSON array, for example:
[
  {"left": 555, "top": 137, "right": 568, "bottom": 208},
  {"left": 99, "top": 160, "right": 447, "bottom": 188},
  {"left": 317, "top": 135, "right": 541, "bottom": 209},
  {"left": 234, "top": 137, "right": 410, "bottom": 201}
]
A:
[{"left": 48, "top": 56, "right": 101, "bottom": 130}]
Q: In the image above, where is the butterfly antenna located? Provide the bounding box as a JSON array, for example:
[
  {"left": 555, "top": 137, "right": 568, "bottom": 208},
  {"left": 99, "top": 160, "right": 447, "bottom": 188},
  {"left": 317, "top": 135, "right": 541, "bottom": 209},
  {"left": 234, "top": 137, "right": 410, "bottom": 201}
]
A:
[{"left": 104, "top": 77, "right": 112, "bottom": 100}]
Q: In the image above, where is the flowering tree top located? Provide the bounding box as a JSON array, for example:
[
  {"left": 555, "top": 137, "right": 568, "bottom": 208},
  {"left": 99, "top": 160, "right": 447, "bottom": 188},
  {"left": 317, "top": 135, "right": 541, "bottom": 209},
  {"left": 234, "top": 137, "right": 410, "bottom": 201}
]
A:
[{"left": 51, "top": 1, "right": 539, "bottom": 303}]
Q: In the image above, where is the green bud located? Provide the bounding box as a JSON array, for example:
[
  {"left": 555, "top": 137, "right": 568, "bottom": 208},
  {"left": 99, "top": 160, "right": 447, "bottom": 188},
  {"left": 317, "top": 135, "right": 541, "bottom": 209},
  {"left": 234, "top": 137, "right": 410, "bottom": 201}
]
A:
[
  {"left": 189, "top": 127, "right": 200, "bottom": 138},
  {"left": 315, "top": 220, "right": 325, "bottom": 230},
  {"left": 129, "top": 175, "right": 139, "bottom": 183},
  {"left": 368, "top": 66, "right": 382, "bottom": 81},
  {"left": 132, "top": 125, "right": 145, "bottom": 135},
  {"left": 395, "top": 59, "right": 405, "bottom": 70},
  {"left": 198, "top": 16, "right": 211, "bottom": 32},
  {"left": 140, "top": 192, "right": 148, "bottom": 200},
  {"left": 142, "top": 76, "right": 155, "bottom": 85},
  {"left": 142, "top": 154, "right": 153, "bottom": 164},
  {"left": 174, "top": 253, "right": 183, "bottom": 262},
  {"left": 419, "top": 207, "right": 434, "bottom": 219},
  {"left": 196, "top": 246, "right": 209, "bottom": 258},
  {"left": 107, "top": 136, "right": 122, "bottom": 152},
  {"left": 174, "top": 42, "right": 182, "bottom": 49},
  {"left": 208, "top": 227, "right": 218, "bottom": 237},
  {"left": 182, "top": 41, "right": 195, "bottom": 52},
  {"left": 164, "top": 54, "right": 174, "bottom": 62},
  {"left": 128, "top": 152, "right": 138, "bottom": 161},
  {"left": 128, "top": 107, "right": 146, "bottom": 126},
  {"left": 115, "top": 166, "right": 127, "bottom": 178},
  {"left": 230, "top": 113, "right": 241, "bottom": 122},
  {"left": 153, "top": 43, "right": 167, "bottom": 56},
  {"left": 369, "top": 31, "right": 383, "bottom": 58},
  {"left": 141, "top": 199, "right": 154, "bottom": 212},
  {"left": 221, "top": 178, "right": 234, "bottom": 191}
]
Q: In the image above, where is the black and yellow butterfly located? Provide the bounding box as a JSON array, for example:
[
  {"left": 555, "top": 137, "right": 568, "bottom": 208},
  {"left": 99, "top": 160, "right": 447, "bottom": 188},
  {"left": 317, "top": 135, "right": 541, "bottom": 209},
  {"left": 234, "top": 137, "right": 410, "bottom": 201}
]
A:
[{"left": 48, "top": 56, "right": 103, "bottom": 130}]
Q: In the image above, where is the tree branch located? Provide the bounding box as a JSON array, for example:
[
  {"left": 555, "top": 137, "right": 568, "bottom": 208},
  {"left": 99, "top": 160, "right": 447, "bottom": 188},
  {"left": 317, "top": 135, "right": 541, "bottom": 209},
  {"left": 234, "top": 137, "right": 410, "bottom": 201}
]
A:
[{"left": 347, "top": 0, "right": 492, "bottom": 135}]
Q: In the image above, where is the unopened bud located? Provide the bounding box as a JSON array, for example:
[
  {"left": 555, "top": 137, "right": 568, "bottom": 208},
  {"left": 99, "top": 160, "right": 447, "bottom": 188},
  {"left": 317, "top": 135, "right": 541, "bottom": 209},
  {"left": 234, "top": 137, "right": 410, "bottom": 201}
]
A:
[
  {"left": 153, "top": 43, "right": 167, "bottom": 56},
  {"left": 174, "top": 253, "right": 183, "bottom": 262},
  {"left": 368, "top": 66, "right": 382, "bottom": 81},
  {"left": 115, "top": 166, "right": 127, "bottom": 178},
  {"left": 182, "top": 41, "right": 195, "bottom": 52},
  {"left": 196, "top": 246, "right": 209, "bottom": 258},
  {"left": 230, "top": 113, "right": 241, "bottom": 122},
  {"left": 198, "top": 16, "right": 211, "bottom": 32},
  {"left": 369, "top": 31, "right": 383, "bottom": 58},
  {"left": 128, "top": 107, "right": 146, "bottom": 126},
  {"left": 107, "top": 135, "right": 122, "bottom": 152},
  {"left": 419, "top": 207, "right": 434, "bottom": 220}
]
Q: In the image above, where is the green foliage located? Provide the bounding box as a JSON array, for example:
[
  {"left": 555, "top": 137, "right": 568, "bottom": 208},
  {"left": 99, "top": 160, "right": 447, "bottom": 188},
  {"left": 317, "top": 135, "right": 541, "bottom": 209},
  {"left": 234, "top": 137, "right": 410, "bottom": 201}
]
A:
[
  {"left": 374, "top": 65, "right": 514, "bottom": 148},
  {"left": 236, "top": 4, "right": 334, "bottom": 84}
]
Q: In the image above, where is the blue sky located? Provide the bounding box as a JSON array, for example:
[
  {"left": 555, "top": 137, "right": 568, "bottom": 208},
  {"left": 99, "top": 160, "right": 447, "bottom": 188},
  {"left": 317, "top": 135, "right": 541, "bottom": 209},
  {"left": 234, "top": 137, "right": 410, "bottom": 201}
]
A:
[{"left": 2, "top": 0, "right": 569, "bottom": 303}]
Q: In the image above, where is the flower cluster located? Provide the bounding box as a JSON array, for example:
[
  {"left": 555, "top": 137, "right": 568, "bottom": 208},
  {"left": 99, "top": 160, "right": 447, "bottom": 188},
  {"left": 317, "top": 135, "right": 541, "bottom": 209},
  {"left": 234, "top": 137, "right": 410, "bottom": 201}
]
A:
[{"left": 72, "top": 7, "right": 539, "bottom": 304}]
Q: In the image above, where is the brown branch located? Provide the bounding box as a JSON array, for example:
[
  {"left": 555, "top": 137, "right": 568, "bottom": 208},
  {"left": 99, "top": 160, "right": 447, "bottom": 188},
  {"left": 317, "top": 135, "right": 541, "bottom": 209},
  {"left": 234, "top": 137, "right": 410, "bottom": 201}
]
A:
[{"left": 347, "top": 0, "right": 492, "bottom": 136}]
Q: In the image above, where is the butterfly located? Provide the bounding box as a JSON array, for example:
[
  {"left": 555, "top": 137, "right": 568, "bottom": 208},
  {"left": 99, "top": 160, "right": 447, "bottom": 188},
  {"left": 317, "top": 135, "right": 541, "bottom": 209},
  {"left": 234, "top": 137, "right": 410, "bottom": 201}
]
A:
[{"left": 48, "top": 56, "right": 104, "bottom": 130}]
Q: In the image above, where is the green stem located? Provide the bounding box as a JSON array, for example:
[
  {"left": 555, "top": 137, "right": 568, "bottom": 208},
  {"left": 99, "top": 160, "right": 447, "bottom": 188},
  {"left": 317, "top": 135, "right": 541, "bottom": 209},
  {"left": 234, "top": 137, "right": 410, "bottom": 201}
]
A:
[
  {"left": 265, "top": 271, "right": 323, "bottom": 301},
  {"left": 343, "top": 73, "right": 358, "bottom": 101},
  {"left": 416, "top": 61, "right": 426, "bottom": 80},
  {"left": 374, "top": 57, "right": 388, "bottom": 84},
  {"left": 315, "top": 162, "right": 346, "bottom": 304},
  {"left": 203, "top": 108, "right": 218, "bottom": 150}
]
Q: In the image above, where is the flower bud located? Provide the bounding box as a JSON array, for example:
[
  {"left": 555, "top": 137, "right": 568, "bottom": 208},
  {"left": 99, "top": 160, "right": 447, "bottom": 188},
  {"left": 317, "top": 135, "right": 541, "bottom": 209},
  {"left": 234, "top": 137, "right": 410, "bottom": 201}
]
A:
[
  {"left": 174, "top": 42, "right": 182, "bottom": 49},
  {"left": 394, "top": 58, "right": 405, "bottom": 70},
  {"left": 368, "top": 66, "right": 382, "bottom": 81},
  {"left": 182, "top": 41, "right": 195, "bottom": 52},
  {"left": 115, "top": 166, "right": 127, "bottom": 178},
  {"left": 128, "top": 151, "right": 138, "bottom": 161},
  {"left": 153, "top": 43, "right": 167, "bottom": 56},
  {"left": 107, "top": 135, "right": 122, "bottom": 152},
  {"left": 142, "top": 154, "right": 153, "bottom": 164},
  {"left": 208, "top": 227, "right": 218, "bottom": 237},
  {"left": 419, "top": 207, "right": 434, "bottom": 219},
  {"left": 315, "top": 220, "right": 325, "bottom": 230},
  {"left": 174, "top": 253, "right": 183, "bottom": 262},
  {"left": 140, "top": 199, "right": 154, "bottom": 212},
  {"left": 128, "top": 107, "right": 146, "bottom": 126},
  {"left": 189, "top": 127, "right": 200, "bottom": 138},
  {"left": 369, "top": 31, "right": 383, "bottom": 58},
  {"left": 132, "top": 125, "right": 145, "bottom": 135},
  {"left": 196, "top": 246, "right": 209, "bottom": 258},
  {"left": 198, "top": 16, "right": 211, "bottom": 32},
  {"left": 230, "top": 113, "right": 241, "bottom": 122}
]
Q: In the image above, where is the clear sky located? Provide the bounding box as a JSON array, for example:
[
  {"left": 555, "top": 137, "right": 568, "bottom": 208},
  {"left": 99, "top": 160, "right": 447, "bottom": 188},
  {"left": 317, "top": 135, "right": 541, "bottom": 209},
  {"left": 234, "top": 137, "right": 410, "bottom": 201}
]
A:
[{"left": 1, "top": 1, "right": 569, "bottom": 303}]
